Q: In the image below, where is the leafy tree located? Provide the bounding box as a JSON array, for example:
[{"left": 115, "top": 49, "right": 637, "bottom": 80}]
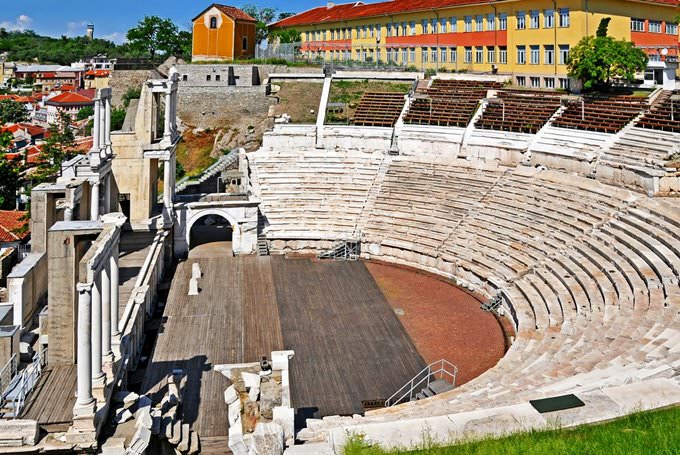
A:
[
  {"left": 111, "top": 107, "right": 127, "bottom": 131},
  {"left": 568, "top": 18, "right": 647, "bottom": 90},
  {"left": 242, "top": 4, "right": 278, "bottom": 44},
  {"left": 76, "top": 105, "right": 94, "bottom": 121},
  {"left": 34, "top": 112, "right": 76, "bottom": 182},
  {"left": 0, "top": 132, "right": 19, "bottom": 209},
  {"left": 122, "top": 87, "right": 142, "bottom": 108},
  {"left": 126, "top": 16, "right": 187, "bottom": 59},
  {"left": 269, "top": 28, "right": 301, "bottom": 44},
  {"left": 0, "top": 99, "right": 28, "bottom": 124}
]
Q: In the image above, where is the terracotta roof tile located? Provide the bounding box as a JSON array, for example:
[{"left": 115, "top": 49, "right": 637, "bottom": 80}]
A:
[
  {"left": 45, "top": 92, "right": 94, "bottom": 106},
  {"left": 194, "top": 4, "right": 257, "bottom": 22},
  {"left": 0, "top": 211, "right": 29, "bottom": 243}
]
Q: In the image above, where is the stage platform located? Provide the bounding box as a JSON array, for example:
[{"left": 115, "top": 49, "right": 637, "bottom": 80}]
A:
[{"left": 141, "top": 246, "right": 426, "bottom": 442}]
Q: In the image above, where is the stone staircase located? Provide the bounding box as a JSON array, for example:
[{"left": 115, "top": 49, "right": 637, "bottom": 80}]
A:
[{"left": 257, "top": 211, "right": 269, "bottom": 256}]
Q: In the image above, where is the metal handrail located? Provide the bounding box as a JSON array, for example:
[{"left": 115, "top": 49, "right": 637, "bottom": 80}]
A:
[
  {"left": 385, "top": 359, "right": 458, "bottom": 407},
  {"left": 0, "top": 354, "right": 17, "bottom": 395},
  {"left": 6, "top": 347, "right": 47, "bottom": 419}
]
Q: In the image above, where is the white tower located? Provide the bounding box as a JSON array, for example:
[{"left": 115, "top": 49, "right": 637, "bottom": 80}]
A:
[{"left": 87, "top": 24, "right": 94, "bottom": 41}]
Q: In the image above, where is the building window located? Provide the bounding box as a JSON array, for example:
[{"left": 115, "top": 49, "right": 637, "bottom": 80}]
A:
[
  {"left": 517, "top": 11, "right": 526, "bottom": 30},
  {"left": 530, "top": 10, "right": 540, "bottom": 29},
  {"left": 432, "top": 18, "right": 438, "bottom": 34},
  {"left": 401, "top": 22, "right": 407, "bottom": 36},
  {"left": 649, "top": 20, "right": 662, "bottom": 33},
  {"left": 440, "top": 18, "right": 447, "bottom": 33},
  {"left": 215, "top": 74, "right": 221, "bottom": 81},
  {"left": 440, "top": 47, "right": 447, "bottom": 63},
  {"left": 410, "top": 21, "right": 416, "bottom": 35},
  {"left": 559, "top": 78, "right": 570, "bottom": 90},
  {"left": 386, "top": 23, "right": 392, "bottom": 37},
  {"left": 464, "top": 16, "right": 472, "bottom": 32},
  {"left": 421, "top": 19, "right": 429, "bottom": 34},
  {"left": 210, "top": 17, "right": 217, "bottom": 29},
  {"left": 401, "top": 48, "right": 408, "bottom": 62},
  {"left": 544, "top": 9, "right": 554, "bottom": 28},
  {"left": 517, "top": 76, "right": 526, "bottom": 86},
  {"left": 410, "top": 48, "right": 416, "bottom": 62},
  {"left": 487, "top": 14, "right": 496, "bottom": 31},
  {"left": 499, "top": 46, "right": 507, "bottom": 64},
  {"left": 464, "top": 46, "right": 472, "bottom": 63},
  {"left": 558, "top": 8, "right": 570, "bottom": 27},
  {"left": 475, "top": 15, "right": 484, "bottom": 31},
  {"left": 499, "top": 13, "right": 507, "bottom": 30},
  {"left": 182, "top": 74, "right": 188, "bottom": 81},
  {"left": 450, "top": 47, "right": 457, "bottom": 63},
  {"left": 544, "top": 45, "right": 554, "bottom": 65},
  {"left": 517, "top": 45, "right": 526, "bottom": 64},
  {"left": 431, "top": 47, "right": 438, "bottom": 62},
  {"left": 422, "top": 47, "right": 428, "bottom": 63},
  {"left": 487, "top": 46, "right": 495, "bottom": 63},
  {"left": 206, "top": 75, "right": 211, "bottom": 81},
  {"left": 242, "top": 37, "right": 248, "bottom": 51},
  {"left": 559, "top": 45, "right": 570, "bottom": 64},
  {"left": 649, "top": 53, "right": 661, "bottom": 62},
  {"left": 475, "top": 46, "right": 484, "bottom": 63},
  {"left": 450, "top": 17, "right": 457, "bottom": 32},
  {"left": 530, "top": 76, "right": 541, "bottom": 88},
  {"left": 530, "top": 45, "right": 540, "bottom": 64},
  {"left": 666, "top": 23, "right": 678, "bottom": 35},
  {"left": 545, "top": 78, "right": 555, "bottom": 89}
]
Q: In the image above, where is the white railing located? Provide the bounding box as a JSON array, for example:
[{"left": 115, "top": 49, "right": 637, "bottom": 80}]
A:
[
  {"left": 385, "top": 359, "right": 458, "bottom": 407},
  {"left": 3, "top": 347, "right": 47, "bottom": 418},
  {"left": 0, "top": 354, "right": 17, "bottom": 396}
]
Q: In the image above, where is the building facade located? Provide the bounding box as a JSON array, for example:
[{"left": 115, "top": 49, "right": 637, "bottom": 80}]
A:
[
  {"left": 192, "top": 4, "right": 258, "bottom": 62},
  {"left": 272, "top": 0, "right": 679, "bottom": 88}
]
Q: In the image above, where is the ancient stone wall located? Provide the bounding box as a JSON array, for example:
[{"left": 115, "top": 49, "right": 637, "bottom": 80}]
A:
[{"left": 109, "top": 70, "right": 153, "bottom": 107}]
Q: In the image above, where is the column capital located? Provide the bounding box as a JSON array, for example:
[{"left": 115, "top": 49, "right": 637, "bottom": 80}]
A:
[{"left": 77, "top": 282, "right": 93, "bottom": 294}]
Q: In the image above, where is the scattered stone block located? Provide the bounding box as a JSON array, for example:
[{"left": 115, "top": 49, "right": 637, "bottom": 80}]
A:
[
  {"left": 128, "top": 425, "right": 151, "bottom": 455},
  {"left": 243, "top": 400, "right": 259, "bottom": 433},
  {"left": 192, "top": 263, "right": 202, "bottom": 280},
  {"left": 271, "top": 351, "right": 294, "bottom": 371},
  {"left": 248, "top": 422, "right": 284, "bottom": 455},
  {"left": 177, "top": 423, "right": 191, "bottom": 452},
  {"left": 101, "top": 437, "right": 126, "bottom": 455},
  {"left": 169, "top": 420, "right": 182, "bottom": 445},
  {"left": 114, "top": 408, "right": 133, "bottom": 424},
  {"left": 228, "top": 426, "right": 248, "bottom": 455},
  {"left": 0, "top": 419, "right": 38, "bottom": 447},
  {"left": 188, "top": 277, "right": 199, "bottom": 296},
  {"left": 224, "top": 385, "right": 239, "bottom": 405},
  {"left": 188, "top": 430, "right": 200, "bottom": 454},
  {"left": 260, "top": 379, "right": 281, "bottom": 420},
  {"left": 112, "top": 390, "right": 139, "bottom": 405}
]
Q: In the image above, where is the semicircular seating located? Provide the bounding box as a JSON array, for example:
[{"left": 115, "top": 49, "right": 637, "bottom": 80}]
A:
[{"left": 248, "top": 149, "right": 680, "bottom": 445}]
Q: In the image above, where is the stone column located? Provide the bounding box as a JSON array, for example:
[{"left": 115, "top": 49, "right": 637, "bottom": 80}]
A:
[
  {"left": 104, "top": 96, "right": 112, "bottom": 155},
  {"left": 163, "top": 92, "right": 172, "bottom": 141},
  {"left": 98, "top": 99, "right": 106, "bottom": 156},
  {"left": 90, "top": 180, "right": 100, "bottom": 221},
  {"left": 75, "top": 283, "right": 95, "bottom": 413},
  {"left": 91, "top": 271, "right": 105, "bottom": 386},
  {"left": 163, "top": 158, "right": 172, "bottom": 221},
  {"left": 64, "top": 205, "right": 73, "bottom": 222},
  {"left": 104, "top": 174, "right": 111, "bottom": 214},
  {"left": 101, "top": 259, "right": 112, "bottom": 362},
  {"left": 91, "top": 98, "right": 101, "bottom": 151},
  {"left": 110, "top": 245, "right": 120, "bottom": 338}
]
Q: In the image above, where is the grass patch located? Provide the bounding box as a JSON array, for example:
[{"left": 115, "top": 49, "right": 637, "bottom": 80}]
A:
[
  {"left": 344, "top": 406, "right": 680, "bottom": 455},
  {"left": 327, "top": 80, "right": 411, "bottom": 124},
  {"left": 176, "top": 130, "right": 218, "bottom": 178},
  {"left": 273, "top": 81, "right": 324, "bottom": 124}
]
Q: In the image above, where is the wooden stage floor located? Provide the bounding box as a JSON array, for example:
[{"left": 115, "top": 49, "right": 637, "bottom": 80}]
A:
[{"left": 141, "top": 248, "right": 425, "bottom": 441}]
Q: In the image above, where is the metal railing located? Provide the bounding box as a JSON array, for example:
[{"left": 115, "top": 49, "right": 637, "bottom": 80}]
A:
[
  {"left": 2, "top": 347, "right": 47, "bottom": 418},
  {"left": 0, "top": 354, "right": 17, "bottom": 396},
  {"left": 385, "top": 359, "right": 458, "bottom": 407},
  {"left": 318, "top": 240, "right": 360, "bottom": 261}
]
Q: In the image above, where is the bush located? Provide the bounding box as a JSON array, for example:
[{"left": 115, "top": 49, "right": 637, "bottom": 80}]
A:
[{"left": 122, "top": 87, "right": 142, "bottom": 108}]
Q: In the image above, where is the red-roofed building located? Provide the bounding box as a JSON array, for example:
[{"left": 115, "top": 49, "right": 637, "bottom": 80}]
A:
[
  {"left": 0, "top": 210, "right": 29, "bottom": 249},
  {"left": 271, "top": 0, "right": 679, "bottom": 89},
  {"left": 192, "top": 4, "right": 257, "bottom": 61},
  {"left": 84, "top": 70, "right": 111, "bottom": 90},
  {"left": 44, "top": 92, "right": 94, "bottom": 124}
]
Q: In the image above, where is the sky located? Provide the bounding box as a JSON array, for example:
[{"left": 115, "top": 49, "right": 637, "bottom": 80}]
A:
[{"left": 0, "top": 0, "right": 320, "bottom": 44}]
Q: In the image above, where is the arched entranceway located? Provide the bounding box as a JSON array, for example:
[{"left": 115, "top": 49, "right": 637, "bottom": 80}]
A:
[{"left": 189, "top": 214, "right": 233, "bottom": 255}]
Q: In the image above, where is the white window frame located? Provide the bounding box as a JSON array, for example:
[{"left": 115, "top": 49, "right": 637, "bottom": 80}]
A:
[
  {"left": 530, "top": 10, "right": 540, "bottom": 29},
  {"left": 475, "top": 15, "right": 484, "bottom": 31},
  {"left": 558, "top": 8, "right": 570, "bottom": 27},
  {"left": 450, "top": 17, "right": 457, "bottom": 32},
  {"left": 464, "top": 16, "right": 472, "bottom": 32},
  {"left": 499, "top": 13, "right": 507, "bottom": 30},
  {"left": 544, "top": 9, "right": 554, "bottom": 28},
  {"left": 464, "top": 46, "right": 472, "bottom": 63},
  {"left": 517, "top": 45, "right": 526, "bottom": 64},
  {"left": 631, "top": 18, "right": 645, "bottom": 32},
  {"left": 499, "top": 46, "right": 507, "bottom": 64},
  {"left": 649, "top": 20, "right": 662, "bottom": 33},
  {"left": 559, "top": 44, "right": 570, "bottom": 65},
  {"left": 544, "top": 45, "right": 554, "bottom": 65},
  {"left": 517, "top": 11, "right": 526, "bottom": 30},
  {"left": 487, "top": 14, "right": 496, "bottom": 31}
]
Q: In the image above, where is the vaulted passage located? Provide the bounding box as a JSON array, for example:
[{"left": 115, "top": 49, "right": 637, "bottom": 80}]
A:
[{"left": 189, "top": 214, "right": 233, "bottom": 250}]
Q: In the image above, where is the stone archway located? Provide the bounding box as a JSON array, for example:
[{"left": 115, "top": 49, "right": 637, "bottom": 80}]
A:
[{"left": 188, "top": 213, "right": 233, "bottom": 252}]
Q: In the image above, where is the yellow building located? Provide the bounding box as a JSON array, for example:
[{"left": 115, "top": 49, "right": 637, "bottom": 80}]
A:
[
  {"left": 272, "top": 0, "right": 679, "bottom": 88},
  {"left": 192, "top": 4, "right": 257, "bottom": 62}
]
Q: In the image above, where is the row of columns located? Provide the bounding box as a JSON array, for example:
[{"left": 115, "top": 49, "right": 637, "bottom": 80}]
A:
[
  {"left": 91, "top": 91, "right": 113, "bottom": 158},
  {"left": 75, "top": 242, "right": 120, "bottom": 414},
  {"left": 163, "top": 69, "right": 179, "bottom": 144},
  {"left": 162, "top": 153, "right": 176, "bottom": 224}
]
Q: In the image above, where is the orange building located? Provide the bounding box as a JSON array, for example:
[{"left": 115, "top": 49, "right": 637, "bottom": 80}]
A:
[{"left": 192, "top": 4, "right": 257, "bottom": 62}]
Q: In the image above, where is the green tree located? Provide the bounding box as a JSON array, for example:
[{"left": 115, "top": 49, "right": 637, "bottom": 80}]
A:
[
  {"left": 568, "top": 18, "right": 648, "bottom": 90},
  {"left": 34, "top": 113, "right": 76, "bottom": 182},
  {"left": 242, "top": 4, "right": 278, "bottom": 44},
  {"left": 269, "top": 28, "right": 301, "bottom": 44},
  {"left": 122, "top": 87, "right": 142, "bottom": 108},
  {"left": 0, "top": 99, "right": 28, "bottom": 124},
  {"left": 0, "top": 132, "right": 19, "bottom": 209},
  {"left": 126, "top": 16, "right": 185, "bottom": 59},
  {"left": 76, "top": 105, "right": 94, "bottom": 121},
  {"left": 111, "top": 107, "right": 127, "bottom": 131}
]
